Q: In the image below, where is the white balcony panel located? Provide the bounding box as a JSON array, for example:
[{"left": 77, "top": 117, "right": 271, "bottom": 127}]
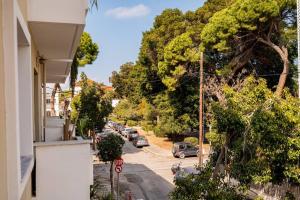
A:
[
  {"left": 28, "top": 0, "right": 88, "bottom": 25},
  {"left": 45, "top": 127, "right": 64, "bottom": 142},
  {"left": 46, "top": 117, "right": 65, "bottom": 127},
  {"left": 35, "top": 140, "right": 92, "bottom": 200},
  {"left": 45, "top": 117, "right": 65, "bottom": 141}
]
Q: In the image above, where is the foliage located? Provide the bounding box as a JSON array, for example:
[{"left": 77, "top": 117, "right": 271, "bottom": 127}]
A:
[
  {"left": 184, "top": 137, "right": 199, "bottom": 146},
  {"left": 70, "top": 32, "right": 99, "bottom": 94},
  {"left": 209, "top": 76, "right": 300, "bottom": 186},
  {"left": 110, "top": 62, "right": 145, "bottom": 104},
  {"left": 71, "top": 73, "right": 112, "bottom": 135},
  {"left": 97, "top": 134, "right": 125, "bottom": 163},
  {"left": 97, "top": 134, "right": 125, "bottom": 198},
  {"left": 127, "top": 120, "right": 138, "bottom": 127},
  {"left": 170, "top": 164, "right": 247, "bottom": 200},
  {"left": 201, "top": 0, "right": 297, "bottom": 95},
  {"left": 112, "top": 99, "right": 140, "bottom": 124},
  {"left": 109, "top": 1, "right": 299, "bottom": 197}
]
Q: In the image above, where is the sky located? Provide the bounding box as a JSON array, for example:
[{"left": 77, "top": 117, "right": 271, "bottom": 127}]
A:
[{"left": 76, "top": 0, "right": 205, "bottom": 86}]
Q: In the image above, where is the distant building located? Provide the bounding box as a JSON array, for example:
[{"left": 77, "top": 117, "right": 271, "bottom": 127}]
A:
[{"left": 45, "top": 84, "right": 61, "bottom": 117}]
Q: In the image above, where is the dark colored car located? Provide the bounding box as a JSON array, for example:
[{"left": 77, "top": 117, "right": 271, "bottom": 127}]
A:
[
  {"left": 172, "top": 142, "right": 199, "bottom": 159},
  {"left": 132, "top": 136, "right": 149, "bottom": 147},
  {"left": 128, "top": 130, "right": 139, "bottom": 141}
]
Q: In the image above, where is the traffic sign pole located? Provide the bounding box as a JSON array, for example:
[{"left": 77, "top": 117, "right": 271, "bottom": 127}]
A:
[
  {"left": 116, "top": 172, "right": 120, "bottom": 200},
  {"left": 114, "top": 157, "right": 124, "bottom": 200}
]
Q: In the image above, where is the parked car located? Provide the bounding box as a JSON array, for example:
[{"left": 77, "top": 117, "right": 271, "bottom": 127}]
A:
[
  {"left": 172, "top": 142, "right": 199, "bottom": 159},
  {"left": 121, "top": 128, "right": 134, "bottom": 137},
  {"left": 107, "top": 121, "right": 114, "bottom": 128},
  {"left": 96, "top": 130, "right": 114, "bottom": 141},
  {"left": 128, "top": 130, "right": 139, "bottom": 141},
  {"left": 113, "top": 123, "right": 120, "bottom": 131},
  {"left": 117, "top": 125, "right": 125, "bottom": 133},
  {"left": 173, "top": 167, "right": 200, "bottom": 182},
  {"left": 171, "top": 162, "right": 182, "bottom": 175},
  {"left": 132, "top": 136, "right": 149, "bottom": 147}
]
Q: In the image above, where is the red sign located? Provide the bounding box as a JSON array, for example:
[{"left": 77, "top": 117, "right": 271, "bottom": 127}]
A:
[
  {"left": 115, "top": 165, "right": 122, "bottom": 173},
  {"left": 114, "top": 157, "right": 124, "bottom": 166}
]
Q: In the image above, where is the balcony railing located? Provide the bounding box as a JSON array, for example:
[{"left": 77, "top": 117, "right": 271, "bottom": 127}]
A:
[{"left": 34, "top": 139, "right": 93, "bottom": 200}]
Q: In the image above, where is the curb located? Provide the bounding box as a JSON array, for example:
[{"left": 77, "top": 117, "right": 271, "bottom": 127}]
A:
[{"left": 142, "top": 146, "right": 173, "bottom": 158}]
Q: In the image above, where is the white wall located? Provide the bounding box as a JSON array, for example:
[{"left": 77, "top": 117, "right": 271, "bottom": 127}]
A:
[
  {"left": 45, "top": 118, "right": 65, "bottom": 141},
  {"left": 17, "top": 39, "right": 33, "bottom": 157},
  {"left": 35, "top": 141, "right": 92, "bottom": 200},
  {"left": 28, "top": 0, "right": 88, "bottom": 25}
]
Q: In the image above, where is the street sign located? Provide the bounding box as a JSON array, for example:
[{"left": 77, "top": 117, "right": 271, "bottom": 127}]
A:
[
  {"left": 115, "top": 165, "right": 122, "bottom": 173},
  {"left": 114, "top": 157, "right": 124, "bottom": 166}
]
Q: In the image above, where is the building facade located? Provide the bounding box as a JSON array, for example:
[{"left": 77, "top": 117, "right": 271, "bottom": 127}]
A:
[{"left": 0, "top": 0, "right": 92, "bottom": 199}]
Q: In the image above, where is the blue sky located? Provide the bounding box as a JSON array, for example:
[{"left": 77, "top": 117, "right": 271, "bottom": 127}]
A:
[{"left": 78, "top": 0, "right": 205, "bottom": 86}]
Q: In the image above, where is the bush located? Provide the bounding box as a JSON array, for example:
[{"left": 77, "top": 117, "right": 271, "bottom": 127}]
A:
[
  {"left": 140, "top": 121, "right": 155, "bottom": 132},
  {"left": 127, "top": 120, "right": 138, "bottom": 127},
  {"left": 184, "top": 137, "right": 198, "bottom": 146}
]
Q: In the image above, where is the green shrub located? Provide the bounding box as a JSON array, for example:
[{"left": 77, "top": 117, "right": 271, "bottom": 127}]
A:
[
  {"left": 184, "top": 137, "right": 198, "bottom": 146},
  {"left": 100, "top": 193, "right": 113, "bottom": 200},
  {"left": 140, "top": 121, "right": 155, "bottom": 131},
  {"left": 127, "top": 120, "right": 138, "bottom": 127}
]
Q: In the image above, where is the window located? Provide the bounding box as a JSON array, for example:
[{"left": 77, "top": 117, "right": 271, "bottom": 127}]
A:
[{"left": 46, "top": 99, "right": 51, "bottom": 104}]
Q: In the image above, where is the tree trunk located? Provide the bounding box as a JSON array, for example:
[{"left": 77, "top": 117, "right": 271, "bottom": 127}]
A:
[
  {"left": 213, "top": 145, "right": 225, "bottom": 179},
  {"left": 50, "top": 83, "right": 61, "bottom": 116},
  {"left": 258, "top": 38, "right": 289, "bottom": 96},
  {"left": 275, "top": 47, "right": 289, "bottom": 96},
  {"left": 110, "top": 161, "right": 115, "bottom": 199},
  {"left": 213, "top": 134, "right": 230, "bottom": 179}
]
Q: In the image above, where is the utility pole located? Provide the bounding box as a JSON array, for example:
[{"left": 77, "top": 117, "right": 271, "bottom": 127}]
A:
[{"left": 199, "top": 52, "right": 204, "bottom": 166}]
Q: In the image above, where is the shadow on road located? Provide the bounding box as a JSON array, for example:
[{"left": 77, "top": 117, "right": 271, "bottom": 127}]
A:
[{"left": 94, "top": 162, "right": 174, "bottom": 200}]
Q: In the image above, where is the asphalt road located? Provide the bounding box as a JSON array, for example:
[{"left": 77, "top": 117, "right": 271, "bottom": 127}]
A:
[{"left": 94, "top": 128, "right": 199, "bottom": 200}]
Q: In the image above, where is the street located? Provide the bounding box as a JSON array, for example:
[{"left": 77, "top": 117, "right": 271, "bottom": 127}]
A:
[{"left": 94, "top": 128, "right": 199, "bottom": 200}]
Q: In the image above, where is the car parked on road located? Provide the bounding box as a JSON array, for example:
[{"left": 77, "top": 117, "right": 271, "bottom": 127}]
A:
[
  {"left": 132, "top": 136, "right": 149, "bottom": 147},
  {"left": 121, "top": 128, "right": 134, "bottom": 137},
  {"left": 173, "top": 167, "right": 200, "bottom": 182},
  {"left": 117, "top": 125, "right": 125, "bottom": 134},
  {"left": 172, "top": 142, "right": 199, "bottom": 159},
  {"left": 128, "top": 130, "right": 139, "bottom": 141}
]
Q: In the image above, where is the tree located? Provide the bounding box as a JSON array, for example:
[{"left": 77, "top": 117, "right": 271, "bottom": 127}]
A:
[
  {"left": 97, "top": 134, "right": 125, "bottom": 199},
  {"left": 201, "top": 0, "right": 297, "bottom": 96},
  {"left": 208, "top": 76, "right": 300, "bottom": 188},
  {"left": 112, "top": 99, "right": 140, "bottom": 124},
  {"left": 71, "top": 73, "right": 112, "bottom": 136},
  {"left": 70, "top": 32, "right": 99, "bottom": 96},
  {"left": 170, "top": 164, "right": 247, "bottom": 200}
]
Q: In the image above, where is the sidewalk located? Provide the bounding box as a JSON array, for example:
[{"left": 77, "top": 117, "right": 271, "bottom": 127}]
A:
[{"left": 142, "top": 143, "right": 173, "bottom": 157}]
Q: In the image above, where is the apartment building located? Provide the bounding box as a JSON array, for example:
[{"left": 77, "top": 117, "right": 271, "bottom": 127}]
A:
[
  {"left": 45, "top": 85, "right": 61, "bottom": 117},
  {"left": 0, "top": 0, "right": 93, "bottom": 200}
]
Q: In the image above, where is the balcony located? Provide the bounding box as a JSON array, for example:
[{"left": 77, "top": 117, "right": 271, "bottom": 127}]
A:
[
  {"left": 27, "top": 0, "right": 88, "bottom": 83},
  {"left": 27, "top": 0, "right": 88, "bottom": 25},
  {"left": 33, "top": 116, "right": 93, "bottom": 200},
  {"left": 45, "top": 117, "right": 76, "bottom": 141},
  {"left": 34, "top": 140, "right": 93, "bottom": 200}
]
